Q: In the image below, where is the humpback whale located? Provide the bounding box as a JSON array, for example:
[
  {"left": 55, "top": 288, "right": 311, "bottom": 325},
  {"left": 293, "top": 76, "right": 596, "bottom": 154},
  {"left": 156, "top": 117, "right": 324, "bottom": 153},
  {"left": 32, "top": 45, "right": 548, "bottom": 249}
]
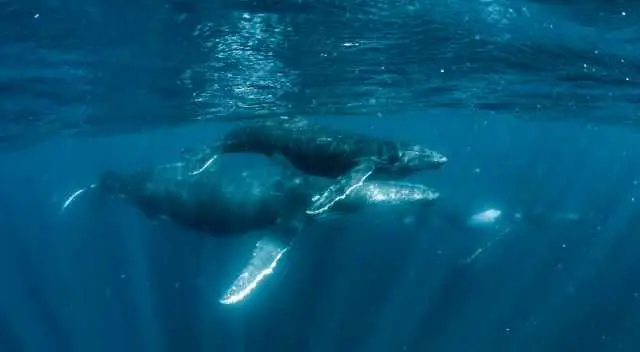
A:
[
  {"left": 183, "top": 117, "right": 447, "bottom": 215},
  {"left": 62, "top": 153, "right": 439, "bottom": 305}
]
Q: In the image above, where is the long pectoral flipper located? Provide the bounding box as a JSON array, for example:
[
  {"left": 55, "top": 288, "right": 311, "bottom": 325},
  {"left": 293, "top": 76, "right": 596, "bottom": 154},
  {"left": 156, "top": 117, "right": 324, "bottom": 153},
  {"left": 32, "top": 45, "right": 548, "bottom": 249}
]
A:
[
  {"left": 60, "top": 184, "right": 98, "bottom": 212},
  {"left": 219, "top": 236, "right": 289, "bottom": 305},
  {"left": 306, "top": 160, "right": 375, "bottom": 215}
]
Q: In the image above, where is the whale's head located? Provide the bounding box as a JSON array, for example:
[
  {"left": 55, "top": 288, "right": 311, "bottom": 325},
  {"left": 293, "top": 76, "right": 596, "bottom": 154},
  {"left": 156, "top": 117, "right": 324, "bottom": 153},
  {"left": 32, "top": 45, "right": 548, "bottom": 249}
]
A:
[{"left": 393, "top": 144, "right": 447, "bottom": 175}]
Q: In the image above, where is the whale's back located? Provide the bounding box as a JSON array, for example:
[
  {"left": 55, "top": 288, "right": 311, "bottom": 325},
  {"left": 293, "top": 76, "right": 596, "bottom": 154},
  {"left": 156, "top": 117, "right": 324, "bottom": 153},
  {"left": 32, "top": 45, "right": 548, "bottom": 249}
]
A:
[{"left": 98, "top": 154, "right": 311, "bottom": 236}]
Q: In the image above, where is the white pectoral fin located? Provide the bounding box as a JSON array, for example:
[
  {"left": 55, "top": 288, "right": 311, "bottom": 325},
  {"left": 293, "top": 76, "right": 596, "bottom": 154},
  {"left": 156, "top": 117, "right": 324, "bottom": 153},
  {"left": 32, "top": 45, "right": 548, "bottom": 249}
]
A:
[
  {"left": 306, "top": 160, "right": 375, "bottom": 215},
  {"left": 180, "top": 145, "right": 220, "bottom": 175},
  {"left": 60, "top": 184, "right": 97, "bottom": 213},
  {"left": 219, "top": 236, "right": 290, "bottom": 305}
]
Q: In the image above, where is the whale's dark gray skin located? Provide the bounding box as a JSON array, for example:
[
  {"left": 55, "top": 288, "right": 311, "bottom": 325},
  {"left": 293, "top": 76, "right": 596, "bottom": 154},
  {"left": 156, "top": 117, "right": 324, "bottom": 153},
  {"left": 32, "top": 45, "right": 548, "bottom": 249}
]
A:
[
  {"left": 98, "top": 155, "right": 439, "bottom": 239},
  {"left": 82, "top": 154, "right": 439, "bottom": 304},
  {"left": 184, "top": 117, "right": 447, "bottom": 215},
  {"left": 98, "top": 159, "right": 306, "bottom": 240}
]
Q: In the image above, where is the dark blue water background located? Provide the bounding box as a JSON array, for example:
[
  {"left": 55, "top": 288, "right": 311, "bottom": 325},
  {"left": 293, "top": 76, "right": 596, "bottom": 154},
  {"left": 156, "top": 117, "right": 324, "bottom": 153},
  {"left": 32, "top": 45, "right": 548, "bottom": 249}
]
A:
[
  {"left": 3, "top": 0, "right": 640, "bottom": 351},
  {"left": 2, "top": 111, "right": 640, "bottom": 351}
]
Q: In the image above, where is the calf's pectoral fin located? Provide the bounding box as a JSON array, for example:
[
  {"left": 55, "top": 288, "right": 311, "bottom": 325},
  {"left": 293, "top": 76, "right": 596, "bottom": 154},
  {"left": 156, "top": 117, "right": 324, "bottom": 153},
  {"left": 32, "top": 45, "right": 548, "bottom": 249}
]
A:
[
  {"left": 306, "top": 160, "right": 375, "bottom": 215},
  {"left": 180, "top": 145, "right": 221, "bottom": 175}
]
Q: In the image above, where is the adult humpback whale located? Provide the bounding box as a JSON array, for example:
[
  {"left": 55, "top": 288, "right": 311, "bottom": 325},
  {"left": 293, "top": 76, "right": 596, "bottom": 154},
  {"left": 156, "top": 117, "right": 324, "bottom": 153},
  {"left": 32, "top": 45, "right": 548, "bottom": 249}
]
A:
[
  {"left": 184, "top": 117, "right": 447, "bottom": 215},
  {"left": 62, "top": 154, "right": 439, "bottom": 305}
]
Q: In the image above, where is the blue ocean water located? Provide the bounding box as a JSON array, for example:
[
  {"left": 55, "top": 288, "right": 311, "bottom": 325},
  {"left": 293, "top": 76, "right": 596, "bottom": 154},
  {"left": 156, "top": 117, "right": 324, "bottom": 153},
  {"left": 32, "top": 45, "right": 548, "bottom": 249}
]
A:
[
  {"left": 2, "top": 113, "right": 639, "bottom": 351},
  {"left": 2, "top": 0, "right": 640, "bottom": 351}
]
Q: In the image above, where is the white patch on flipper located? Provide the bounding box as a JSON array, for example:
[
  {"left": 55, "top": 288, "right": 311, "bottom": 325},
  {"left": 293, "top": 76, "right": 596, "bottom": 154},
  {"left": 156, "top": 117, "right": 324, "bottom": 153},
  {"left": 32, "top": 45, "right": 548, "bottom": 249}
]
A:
[
  {"left": 306, "top": 161, "right": 375, "bottom": 215},
  {"left": 189, "top": 155, "right": 218, "bottom": 175},
  {"left": 60, "top": 184, "right": 96, "bottom": 212},
  {"left": 220, "top": 237, "right": 289, "bottom": 305},
  {"left": 306, "top": 169, "right": 372, "bottom": 215}
]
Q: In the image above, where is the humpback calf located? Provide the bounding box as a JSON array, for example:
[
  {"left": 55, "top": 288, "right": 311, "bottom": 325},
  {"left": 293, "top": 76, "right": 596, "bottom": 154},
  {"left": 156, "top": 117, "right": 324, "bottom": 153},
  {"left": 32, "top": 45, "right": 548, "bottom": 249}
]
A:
[
  {"left": 63, "top": 154, "right": 439, "bottom": 304},
  {"left": 183, "top": 117, "right": 447, "bottom": 215}
]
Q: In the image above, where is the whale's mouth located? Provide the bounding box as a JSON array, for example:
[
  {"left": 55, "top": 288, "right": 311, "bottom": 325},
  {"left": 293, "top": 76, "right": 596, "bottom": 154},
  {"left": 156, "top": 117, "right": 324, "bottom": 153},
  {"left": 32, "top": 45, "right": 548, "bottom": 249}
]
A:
[
  {"left": 432, "top": 154, "right": 448, "bottom": 165},
  {"left": 400, "top": 146, "right": 448, "bottom": 171},
  {"left": 426, "top": 190, "right": 440, "bottom": 202}
]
